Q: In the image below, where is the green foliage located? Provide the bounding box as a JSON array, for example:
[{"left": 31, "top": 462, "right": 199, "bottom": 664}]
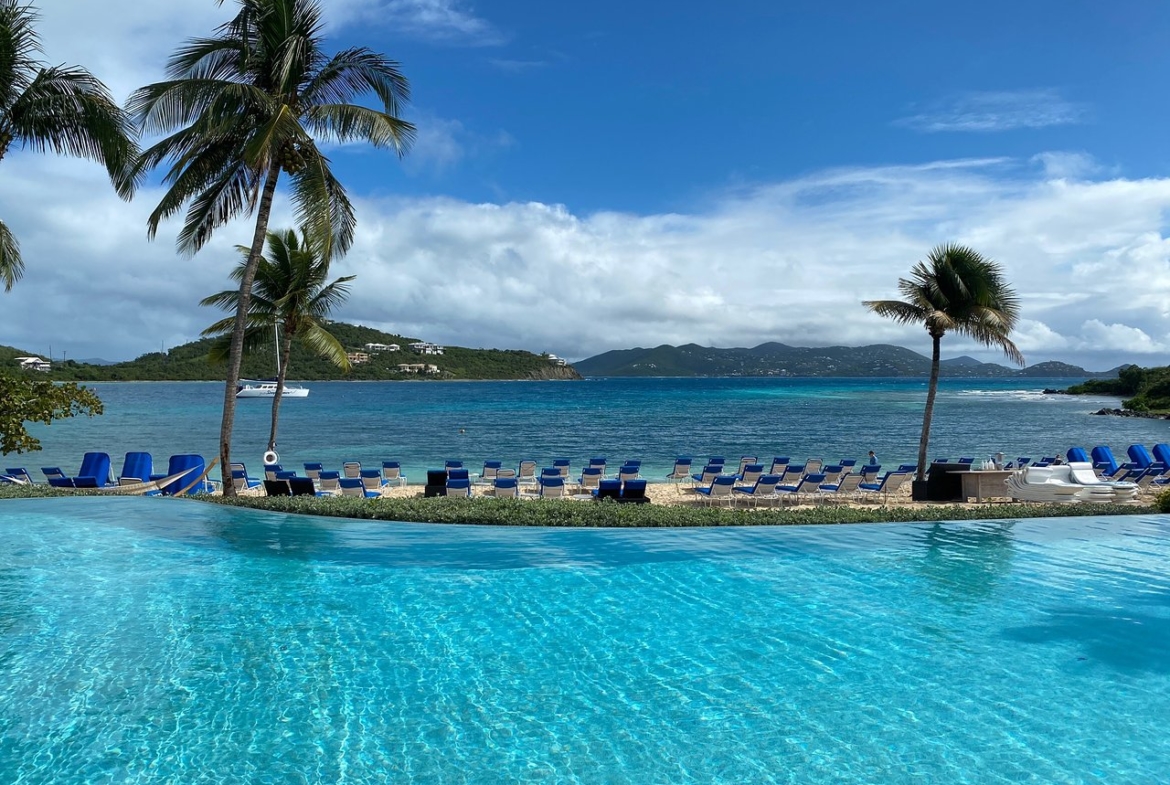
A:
[
  {"left": 0, "top": 374, "right": 103, "bottom": 454},
  {"left": 1067, "top": 364, "right": 1170, "bottom": 412},
  {"left": 1155, "top": 489, "right": 1170, "bottom": 514},
  {"left": 199, "top": 495, "right": 1155, "bottom": 527},
  {"left": 0, "top": 322, "right": 581, "bottom": 382},
  {"left": 0, "top": 0, "right": 137, "bottom": 289}
]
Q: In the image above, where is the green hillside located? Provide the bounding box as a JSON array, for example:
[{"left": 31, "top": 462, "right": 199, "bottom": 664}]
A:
[
  {"left": 1, "top": 322, "right": 581, "bottom": 382},
  {"left": 1067, "top": 364, "right": 1170, "bottom": 412},
  {"left": 573, "top": 342, "right": 1114, "bottom": 379}
]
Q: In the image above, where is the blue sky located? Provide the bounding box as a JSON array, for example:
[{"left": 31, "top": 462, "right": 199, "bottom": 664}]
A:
[{"left": 2, "top": 0, "right": 1170, "bottom": 369}]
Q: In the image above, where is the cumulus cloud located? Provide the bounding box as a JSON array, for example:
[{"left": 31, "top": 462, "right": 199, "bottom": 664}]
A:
[
  {"left": 5, "top": 151, "right": 1170, "bottom": 369},
  {"left": 896, "top": 89, "right": 1087, "bottom": 133}
]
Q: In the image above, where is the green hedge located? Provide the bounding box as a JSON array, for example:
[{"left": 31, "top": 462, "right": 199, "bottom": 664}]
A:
[
  {"left": 1, "top": 484, "right": 1160, "bottom": 526},
  {"left": 204, "top": 495, "right": 1157, "bottom": 527}
]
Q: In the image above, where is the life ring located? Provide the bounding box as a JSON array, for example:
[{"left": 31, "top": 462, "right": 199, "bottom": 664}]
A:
[{"left": 263, "top": 450, "right": 279, "bottom": 465}]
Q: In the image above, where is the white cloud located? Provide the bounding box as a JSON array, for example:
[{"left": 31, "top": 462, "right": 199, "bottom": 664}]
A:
[
  {"left": 333, "top": 0, "right": 505, "bottom": 45},
  {"left": 402, "top": 114, "right": 513, "bottom": 175},
  {"left": 897, "top": 90, "right": 1087, "bottom": 133},
  {"left": 5, "top": 149, "right": 1170, "bottom": 370}
]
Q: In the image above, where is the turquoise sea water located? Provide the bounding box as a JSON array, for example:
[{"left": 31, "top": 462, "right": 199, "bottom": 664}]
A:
[
  {"left": 15, "top": 377, "right": 1170, "bottom": 481},
  {"left": 1, "top": 498, "right": 1168, "bottom": 783}
]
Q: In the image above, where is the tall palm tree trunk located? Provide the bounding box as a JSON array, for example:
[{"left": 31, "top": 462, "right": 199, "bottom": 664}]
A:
[
  {"left": 916, "top": 332, "right": 942, "bottom": 482},
  {"left": 219, "top": 160, "right": 281, "bottom": 495},
  {"left": 268, "top": 328, "right": 293, "bottom": 453}
]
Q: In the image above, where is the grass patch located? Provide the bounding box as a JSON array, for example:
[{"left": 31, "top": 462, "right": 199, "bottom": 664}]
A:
[{"left": 2, "top": 484, "right": 1160, "bottom": 526}]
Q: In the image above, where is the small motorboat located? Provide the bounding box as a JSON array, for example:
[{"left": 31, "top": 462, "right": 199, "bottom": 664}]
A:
[{"left": 236, "top": 380, "right": 310, "bottom": 399}]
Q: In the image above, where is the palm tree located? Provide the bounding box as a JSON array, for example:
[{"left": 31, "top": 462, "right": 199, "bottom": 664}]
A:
[
  {"left": 863, "top": 243, "right": 1024, "bottom": 485},
  {"left": 127, "top": 0, "right": 413, "bottom": 494},
  {"left": 0, "top": 0, "right": 136, "bottom": 290},
  {"left": 201, "top": 227, "right": 353, "bottom": 454}
]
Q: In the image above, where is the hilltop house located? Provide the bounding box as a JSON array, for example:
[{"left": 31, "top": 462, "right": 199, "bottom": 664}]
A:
[
  {"left": 397, "top": 363, "right": 440, "bottom": 375},
  {"left": 14, "top": 356, "right": 50, "bottom": 372},
  {"left": 364, "top": 342, "right": 400, "bottom": 353},
  {"left": 346, "top": 351, "right": 370, "bottom": 365},
  {"left": 408, "top": 342, "right": 444, "bottom": 355}
]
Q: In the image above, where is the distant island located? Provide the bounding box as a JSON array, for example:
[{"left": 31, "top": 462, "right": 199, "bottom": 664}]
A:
[
  {"left": 573, "top": 342, "right": 1119, "bottom": 379},
  {"left": 2, "top": 321, "right": 582, "bottom": 382}
]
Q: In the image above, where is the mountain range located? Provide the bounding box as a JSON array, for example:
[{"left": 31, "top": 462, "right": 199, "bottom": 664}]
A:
[{"left": 573, "top": 343, "right": 1119, "bottom": 379}]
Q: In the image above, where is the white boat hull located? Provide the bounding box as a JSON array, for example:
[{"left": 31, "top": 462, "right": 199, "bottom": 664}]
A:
[{"left": 237, "top": 382, "right": 309, "bottom": 399}]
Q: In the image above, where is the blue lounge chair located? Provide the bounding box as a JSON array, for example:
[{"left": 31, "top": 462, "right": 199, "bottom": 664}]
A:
[
  {"left": 162, "top": 454, "right": 215, "bottom": 495},
  {"left": 538, "top": 475, "right": 565, "bottom": 499},
  {"left": 589, "top": 457, "right": 608, "bottom": 476},
  {"left": 767, "top": 457, "right": 790, "bottom": 474},
  {"left": 381, "top": 461, "right": 406, "bottom": 487},
  {"left": 444, "top": 460, "right": 464, "bottom": 471},
  {"left": 695, "top": 475, "right": 736, "bottom": 506},
  {"left": 276, "top": 470, "right": 298, "bottom": 480},
  {"left": 777, "top": 473, "right": 826, "bottom": 504},
  {"left": 492, "top": 476, "right": 519, "bottom": 498},
  {"left": 666, "top": 457, "right": 693, "bottom": 484},
  {"left": 691, "top": 464, "right": 723, "bottom": 488},
  {"left": 616, "top": 464, "right": 640, "bottom": 483},
  {"left": 446, "top": 477, "right": 473, "bottom": 498},
  {"left": 819, "top": 464, "right": 844, "bottom": 486},
  {"left": 289, "top": 477, "right": 318, "bottom": 496},
  {"left": 818, "top": 473, "right": 863, "bottom": 502},
  {"left": 1091, "top": 446, "right": 1122, "bottom": 477},
  {"left": 838, "top": 458, "right": 858, "bottom": 470},
  {"left": 304, "top": 462, "right": 324, "bottom": 480},
  {"left": 1154, "top": 444, "right": 1170, "bottom": 467},
  {"left": 618, "top": 479, "right": 650, "bottom": 504},
  {"left": 552, "top": 458, "right": 571, "bottom": 478},
  {"left": 707, "top": 456, "right": 726, "bottom": 468},
  {"left": 1067, "top": 447, "right": 1090, "bottom": 464},
  {"left": 896, "top": 464, "right": 918, "bottom": 474},
  {"left": 75, "top": 452, "right": 113, "bottom": 487},
  {"left": 736, "top": 463, "right": 765, "bottom": 485},
  {"left": 579, "top": 466, "right": 603, "bottom": 494},
  {"left": 1128, "top": 444, "right": 1155, "bottom": 469},
  {"left": 317, "top": 470, "right": 342, "bottom": 495},
  {"left": 517, "top": 460, "right": 537, "bottom": 484},
  {"left": 732, "top": 474, "right": 781, "bottom": 506},
  {"left": 228, "top": 462, "right": 261, "bottom": 489},
  {"left": 360, "top": 469, "right": 385, "bottom": 495},
  {"left": 735, "top": 456, "right": 759, "bottom": 476},
  {"left": 264, "top": 463, "right": 283, "bottom": 481},
  {"left": 859, "top": 464, "right": 881, "bottom": 482},
  {"left": 858, "top": 471, "right": 909, "bottom": 502},
  {"left": 339, "top": 477, "right": 378, "bottom": 498},
  {"left": 594, "top": 478, "right": 621, "bottom": 501},
  {"left": 957, "top": 457, "right": 974, "bottom": 465},
  {"left": 118, "top": 452, "right": 153, "bottom": 483},
  {"left": 448, "top": 468, "right": 470, "bottom": 484},
  {"left": 479, "top": 460, "right": 502, "bottom": 483},
  {"left": 4, "top": 468, "right": 33, "bottom": 484},
  {"left": 264, "top": 479, "right": 292, "bottom": 496},
  {"left": 342, "top": 461, "right": 363, "bottom": 479},
  {"left": 48, "top": 477, "right": 75, "bottom": 488}
]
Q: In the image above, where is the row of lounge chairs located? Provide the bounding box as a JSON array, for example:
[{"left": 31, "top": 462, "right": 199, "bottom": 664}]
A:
[{"left": 2, "top": 452, "right": 217, "bottom": 495}]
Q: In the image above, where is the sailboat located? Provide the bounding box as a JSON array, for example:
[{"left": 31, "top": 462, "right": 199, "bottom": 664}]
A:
[{"left": 236, "top": 322, "right": 310, "bottom": 399}]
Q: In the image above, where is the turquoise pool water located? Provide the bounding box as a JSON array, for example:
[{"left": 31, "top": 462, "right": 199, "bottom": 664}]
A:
[{"left": 1, "top": 499, "right": 1168, "bottom": 783}]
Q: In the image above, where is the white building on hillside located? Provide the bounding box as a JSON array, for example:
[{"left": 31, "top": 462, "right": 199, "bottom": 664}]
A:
[
  {"left": 364, "top": 342, "right": 400, "bottom": 353},
  {"left": 14, "top": 356, "right": 50, "bottom": 372},
  {"left": 409, "top": 342, "right": 444, "bottom": 355}
]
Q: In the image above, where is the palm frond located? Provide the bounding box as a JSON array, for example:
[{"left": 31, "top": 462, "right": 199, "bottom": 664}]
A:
[
  {"left": 289, "top": 143, "right": 354, "bottom": 259},
  {"left": 302, "top": 47, "right": 411, "bottom": 115},
  {"left": 861, "top": 299, "right": 928, "bottom": 326},
  {"left": 6, "top": 65, "right": 138, "bottom": 195},
  {"left": 296, "top": 321, "right": 350, "bottom": 370},
  {"left": 0, "top": 216, "right": 22, "bottom": 291},
  {"left": 303, "top": 103, "right": 414, "bottom": 153},
  {"left": 0, "top": 0, "right": 43, "bottom": 111}
]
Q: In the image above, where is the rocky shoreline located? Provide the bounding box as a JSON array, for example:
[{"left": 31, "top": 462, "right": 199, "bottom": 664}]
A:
[{"left": 1089, "top": 407, "right": 1170, "bottom": 420}]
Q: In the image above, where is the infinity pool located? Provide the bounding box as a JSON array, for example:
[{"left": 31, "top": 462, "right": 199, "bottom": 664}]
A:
[{"left": 1, "top": 498, "right": 1167, "bottom": 783}]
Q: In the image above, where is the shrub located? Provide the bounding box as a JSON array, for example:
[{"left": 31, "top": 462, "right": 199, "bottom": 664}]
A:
[{"left": 1156, "top": 488, "right": 1170, "bottom": 514}]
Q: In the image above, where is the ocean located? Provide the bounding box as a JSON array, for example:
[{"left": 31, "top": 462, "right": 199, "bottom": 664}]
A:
[{"left": 13, "top": 377, "right": 1169, "bottom": 481}]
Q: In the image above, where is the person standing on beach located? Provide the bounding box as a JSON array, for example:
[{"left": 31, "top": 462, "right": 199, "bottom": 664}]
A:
[{"left": 868, "top": 451, "right": 878, "bottom": 465}]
